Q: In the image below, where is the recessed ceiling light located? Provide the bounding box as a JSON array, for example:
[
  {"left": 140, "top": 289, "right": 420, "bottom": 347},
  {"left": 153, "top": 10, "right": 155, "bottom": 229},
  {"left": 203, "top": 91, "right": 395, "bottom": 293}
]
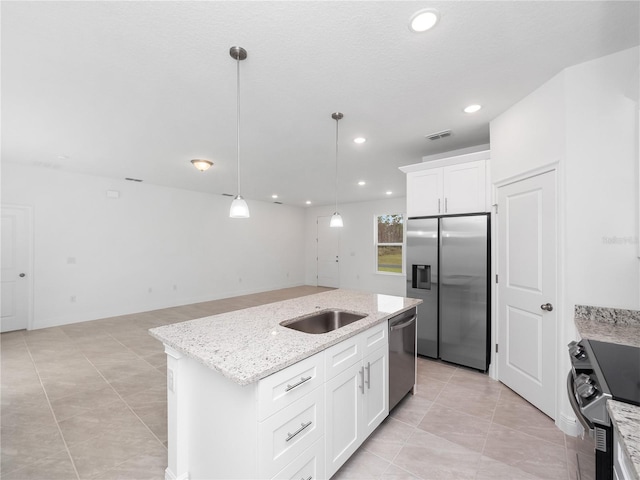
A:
[
  {"left": 386, "top": 191, "right": 393, "bottom": 195},
  {"left": 354, "top": 137, "right": 366, "bottom": 144},
  {"left": 409, "top": 9, "right": 439, "bottom": 33},
  {"left": 305, "top": 200, "right": 311, "bottom": 205},
  {"left": 271, "top": 194, "right": 278, "bottom": 199},
  {"left": 358, "top": 181, "right": 366, "bottom": 186},
  {"left": 463, "top": 104, "right": 482, "bottom": 113}
]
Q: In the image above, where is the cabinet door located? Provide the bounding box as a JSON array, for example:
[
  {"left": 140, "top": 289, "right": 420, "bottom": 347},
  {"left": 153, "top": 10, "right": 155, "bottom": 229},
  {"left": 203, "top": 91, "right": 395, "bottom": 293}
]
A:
[
  {"left": 407, "top": 169, "right": 443, "bottom": 217},
  {"left": 361, "top": 346, "right": 388, "bottom": 439},
  {"left": 325, "top": 362, "right": 362, "bottom": 479},
  {"left": 442, "top": 160, "right": 486, "bottom": 214}
]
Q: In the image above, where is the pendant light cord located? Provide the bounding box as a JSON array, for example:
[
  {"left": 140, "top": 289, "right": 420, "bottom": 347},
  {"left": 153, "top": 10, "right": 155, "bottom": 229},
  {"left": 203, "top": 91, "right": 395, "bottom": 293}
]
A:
[
  {"left": 334, "top": 116, "right": 339, "bottom": 212},
  {"left": 236, "top": 54, "right": 241, "bottom": 197}
]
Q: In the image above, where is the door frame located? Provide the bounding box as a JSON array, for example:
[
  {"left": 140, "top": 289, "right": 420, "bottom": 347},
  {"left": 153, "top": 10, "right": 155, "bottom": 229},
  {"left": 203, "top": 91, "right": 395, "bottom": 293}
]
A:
[
  {"left": 316, "top": 215, "right": 340, "bottom": 288},
  {"left": 1, "top": 204, "right": 35, "bottom": 331},
  {"left": 491, "top": 162, "right": 566, "bottom": 425}
]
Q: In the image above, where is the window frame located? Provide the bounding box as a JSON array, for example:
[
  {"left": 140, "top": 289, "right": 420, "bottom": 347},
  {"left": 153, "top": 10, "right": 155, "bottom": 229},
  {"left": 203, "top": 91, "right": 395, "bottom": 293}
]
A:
[{"left": 374, "top": 213, "right": 405, "bottom": 276}]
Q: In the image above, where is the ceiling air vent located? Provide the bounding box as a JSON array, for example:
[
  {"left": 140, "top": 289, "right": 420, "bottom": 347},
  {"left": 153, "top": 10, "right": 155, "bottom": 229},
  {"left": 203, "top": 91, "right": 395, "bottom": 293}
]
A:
[
  {"left": 425, "top": 129, "right": 452, "bottom": 141},
  {"left": 274, "top": 201, "right": 283, "bottom": 205},
  {"left": 221, "top": 193, "right": 234, "bottom": 197},
  {"left": 125, "top": 177, "right": 143, "bottom": 182}
]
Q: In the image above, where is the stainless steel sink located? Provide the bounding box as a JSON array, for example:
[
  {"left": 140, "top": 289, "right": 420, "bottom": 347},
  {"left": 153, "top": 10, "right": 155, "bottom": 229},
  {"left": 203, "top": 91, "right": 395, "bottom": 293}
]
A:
[{"left": 281, "top": 310, "right": 367, "bottom": 334}]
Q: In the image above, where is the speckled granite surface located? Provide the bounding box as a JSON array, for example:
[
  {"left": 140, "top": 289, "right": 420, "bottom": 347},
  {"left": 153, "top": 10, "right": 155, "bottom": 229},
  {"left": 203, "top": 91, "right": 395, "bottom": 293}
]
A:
[
  {"left": 574, "top": 305, "right": 640, "bottom": 348},
  {"left": 608, "top": 400, "right": 640, "bottom": 480},
  {"left": 574, "top": 305, "right": 640, "bottom": 478},
  {"left": 150, "top": 289, "right": 421, "bottom": 386}
]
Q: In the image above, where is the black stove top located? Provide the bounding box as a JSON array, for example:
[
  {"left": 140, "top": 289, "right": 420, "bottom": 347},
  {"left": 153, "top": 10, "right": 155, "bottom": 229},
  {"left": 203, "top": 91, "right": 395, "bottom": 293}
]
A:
[{"left": 587, "top": 339, "right": 640, "bottom": 407}]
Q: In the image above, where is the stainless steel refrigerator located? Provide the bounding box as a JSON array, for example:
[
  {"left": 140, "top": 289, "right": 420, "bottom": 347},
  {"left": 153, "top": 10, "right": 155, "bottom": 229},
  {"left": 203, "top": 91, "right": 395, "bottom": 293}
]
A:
[{"left": 406, "top": 214, "right": 490, "bottom": 371}]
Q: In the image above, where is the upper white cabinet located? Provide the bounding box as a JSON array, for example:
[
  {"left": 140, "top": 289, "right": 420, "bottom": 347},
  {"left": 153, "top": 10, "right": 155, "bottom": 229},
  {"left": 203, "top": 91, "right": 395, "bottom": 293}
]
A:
[{"left": 401, "top": 150, "right": 490, "bottom": 218}]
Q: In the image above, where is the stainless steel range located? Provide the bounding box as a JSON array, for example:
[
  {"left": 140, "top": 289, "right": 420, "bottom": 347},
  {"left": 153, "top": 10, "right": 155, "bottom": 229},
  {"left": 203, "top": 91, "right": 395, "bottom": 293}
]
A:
[{"left": 567, "top": 339, "right": 640, "bottom": 480}]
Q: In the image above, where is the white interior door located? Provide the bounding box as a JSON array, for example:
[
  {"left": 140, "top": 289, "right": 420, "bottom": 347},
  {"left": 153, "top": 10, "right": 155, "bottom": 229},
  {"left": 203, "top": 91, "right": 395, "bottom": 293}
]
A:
[
  {"left": 497, "top": 170, "right": 557, "bottom": 418},
  {"left": 317, "top": 216, "right": 340, "bottom": 288},
  {"left": 1, "top": 206, "right": 32, "bottom": 332}
]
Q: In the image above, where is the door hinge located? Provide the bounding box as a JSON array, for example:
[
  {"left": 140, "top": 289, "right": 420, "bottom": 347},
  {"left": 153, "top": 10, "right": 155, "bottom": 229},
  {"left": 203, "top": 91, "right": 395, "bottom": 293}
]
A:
[
  {"left": 495, "top": 274, "right": 498, "bottom": 283},
  {"left": 493, "top": 203, "right": 498, "bottom": 214},
  {"left": 495, "top": 344, "right": 499, "bottom": 353}
]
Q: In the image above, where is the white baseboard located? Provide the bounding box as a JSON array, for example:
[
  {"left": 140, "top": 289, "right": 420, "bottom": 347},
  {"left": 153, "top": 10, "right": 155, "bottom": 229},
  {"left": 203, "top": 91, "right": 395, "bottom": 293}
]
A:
[
  {"left": 165, "top": 468, "right": 189, "bottom": 480},
  {"left": 558, "top": 412, "right": 581, "bottom": 437}
]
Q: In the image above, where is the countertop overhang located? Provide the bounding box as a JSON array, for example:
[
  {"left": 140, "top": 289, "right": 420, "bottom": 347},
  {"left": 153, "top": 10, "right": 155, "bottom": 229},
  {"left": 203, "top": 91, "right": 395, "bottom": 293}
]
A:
[{"left": 149, "top": 289, "right": 421, "bottom": 386}]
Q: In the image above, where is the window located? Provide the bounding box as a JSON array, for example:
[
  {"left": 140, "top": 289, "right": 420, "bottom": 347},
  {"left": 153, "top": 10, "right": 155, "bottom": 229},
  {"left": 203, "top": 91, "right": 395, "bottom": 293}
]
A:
[{"left": 375, "top": 214, "right": 404, "bottom": 274}]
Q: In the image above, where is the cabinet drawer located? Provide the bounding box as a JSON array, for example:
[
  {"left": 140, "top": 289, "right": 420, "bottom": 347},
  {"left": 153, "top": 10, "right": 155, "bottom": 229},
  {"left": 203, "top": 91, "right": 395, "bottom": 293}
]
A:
[
  {"left": 361, "top": 322, "right": 387, "bottom": 358},
  {"left": 324, "top": 334, "right": 361, "bottom": 380},
  {"left": 259, "top": 386, "right": 324, "bottom": 479},
  {"left": 259, "top": 352, "right": 324, "bottom": 420},
  {"left": 271, "top": 437, "right": 325, "bottom": 480}
]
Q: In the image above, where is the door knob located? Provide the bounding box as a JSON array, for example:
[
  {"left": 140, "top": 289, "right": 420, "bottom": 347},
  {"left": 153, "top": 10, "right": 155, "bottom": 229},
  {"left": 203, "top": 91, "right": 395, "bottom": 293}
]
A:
[
  {"left": 540, "top": 303, "right": 553, "bottom": 311},
  {"left": 19, "top": 273, "right": 26, "bottom": 278}
]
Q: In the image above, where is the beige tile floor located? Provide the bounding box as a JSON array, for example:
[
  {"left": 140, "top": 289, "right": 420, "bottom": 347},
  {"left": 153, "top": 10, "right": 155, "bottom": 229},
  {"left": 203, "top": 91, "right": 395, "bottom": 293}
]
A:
[{"left": 1, "top": 286, "right": 577, "bottom": 479}]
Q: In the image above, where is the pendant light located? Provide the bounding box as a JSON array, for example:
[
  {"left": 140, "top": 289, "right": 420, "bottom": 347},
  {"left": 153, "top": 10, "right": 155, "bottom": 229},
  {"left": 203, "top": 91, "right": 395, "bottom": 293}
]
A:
[
  {"left": 330, "top": 112, "right": 344, "bottom": 228},
  {"left": 229, "top": 46, "right": 250, "bottom": 218}
]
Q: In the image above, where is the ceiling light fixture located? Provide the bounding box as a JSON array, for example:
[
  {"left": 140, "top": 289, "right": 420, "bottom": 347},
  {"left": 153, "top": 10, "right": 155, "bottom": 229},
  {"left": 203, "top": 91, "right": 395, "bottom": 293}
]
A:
[
  {"left": 464, "top": 104, "right": 482, "bottom": 113},
  {"left": 409, "top": 9, "right": 439, "bottom": 33},
  {"left": 305, "top": 201, "right": 312, "bottom": 205},
  {"left": 358, "top": 181, "right": 366, "bottom": 186},
  {"left": 330, "top": 112, "right": 344, "bottom": 228},
  {"left": 191, "top": 159, "right": 213, "bottom": 172},
  {"left": 386, "top": 191, "right": 393, "bottom": 195},
  {"left": 271, "top": 194, "right": 278, "bottom": 199},
  {"left": 354, "top": 137, "right": 366, "bottom": 144},
  {"left": 229, "top": 46, "right": 250, "bottom": 219}
]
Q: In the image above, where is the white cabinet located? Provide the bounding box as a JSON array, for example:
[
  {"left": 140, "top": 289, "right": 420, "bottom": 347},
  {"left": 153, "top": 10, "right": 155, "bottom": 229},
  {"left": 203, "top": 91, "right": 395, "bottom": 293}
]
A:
[
  {"left": 401, "top": 151, "right": 490, "bottom": 218},
  {"left": 406, "top": 168, "right": 443, "bottom": 217},
  {"left": 164, "top": 321, "right": 391, "bottom": 480},
  {"left": 325, "top": 323, "right": 388, "bottom": 478},
  {"left": 613, "top": 428, "right": 634, "bottom": 480}
]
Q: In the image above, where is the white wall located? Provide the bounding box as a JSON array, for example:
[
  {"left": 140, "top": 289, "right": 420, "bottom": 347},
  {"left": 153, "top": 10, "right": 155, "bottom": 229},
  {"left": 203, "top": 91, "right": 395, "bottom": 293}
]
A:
[
  {"left": 564, "top": 47, "right": 640, "bottom": 310},
  {"left": 490, "top": 46, "right": 639, "bottom": 434},
  {"left": 2, "top": 163, "right": 307, "bottom": 329},
  {"left": 304, "top": 197, "right": 407, "bottom": 296}
]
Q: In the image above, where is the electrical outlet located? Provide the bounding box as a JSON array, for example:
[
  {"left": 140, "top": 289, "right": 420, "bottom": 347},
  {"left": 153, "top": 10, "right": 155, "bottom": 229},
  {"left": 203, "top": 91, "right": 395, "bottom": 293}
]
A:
[
  {"left": 148, "top": 287, "right": 153, "bottom": 293},
  {"left": 70, "top": 295, "right": 76, "bottom": 303}
]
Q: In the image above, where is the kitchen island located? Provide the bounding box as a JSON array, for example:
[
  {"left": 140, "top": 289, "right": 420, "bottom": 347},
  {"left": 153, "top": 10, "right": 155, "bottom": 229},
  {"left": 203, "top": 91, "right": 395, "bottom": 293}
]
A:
[{"left": 150, "top": 289, "right": 421, "bottom": 480}]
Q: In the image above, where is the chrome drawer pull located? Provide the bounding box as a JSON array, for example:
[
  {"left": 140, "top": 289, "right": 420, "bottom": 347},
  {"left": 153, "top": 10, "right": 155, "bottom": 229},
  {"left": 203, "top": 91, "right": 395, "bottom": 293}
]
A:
[
  {"left": 365, "top": 361, "right": 371, "bottom": 389},
  {"left": 285, "top": 375, "right": 312, "bottom": 392},
  {"left": 286, "top": 421, "right": 312, "bottom": 442}
]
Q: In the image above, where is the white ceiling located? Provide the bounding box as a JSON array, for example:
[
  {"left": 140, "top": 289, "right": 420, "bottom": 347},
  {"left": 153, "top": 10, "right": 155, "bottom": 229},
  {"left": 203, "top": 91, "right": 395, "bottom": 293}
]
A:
[{"left": 2, "top": 1, "right": 638, "bottom": 208}]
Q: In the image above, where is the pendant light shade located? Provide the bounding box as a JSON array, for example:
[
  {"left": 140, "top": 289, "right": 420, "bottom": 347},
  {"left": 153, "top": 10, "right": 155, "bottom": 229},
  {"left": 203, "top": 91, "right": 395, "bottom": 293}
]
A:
[
  {"left": 229, "top": 46, "right": 250, "bottom": 219},
  {"left": 330, "top": 213, "right": 344, "bottom": 228},
  {"left": 230, "top": 195, "right": 250, "bottom": 218},
  {"left": 330, "top": 112, "right": 344, "bottom": 228}
]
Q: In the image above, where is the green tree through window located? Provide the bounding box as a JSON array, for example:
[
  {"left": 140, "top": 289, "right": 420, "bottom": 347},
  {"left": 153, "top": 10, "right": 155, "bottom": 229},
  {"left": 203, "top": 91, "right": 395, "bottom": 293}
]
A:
[{"left": 376, "top": 214, "right": 403, "bottom": 273}]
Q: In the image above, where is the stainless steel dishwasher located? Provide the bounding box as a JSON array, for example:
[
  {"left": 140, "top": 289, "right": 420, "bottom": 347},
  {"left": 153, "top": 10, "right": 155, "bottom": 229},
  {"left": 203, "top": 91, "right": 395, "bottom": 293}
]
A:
[{"left": 388, "top": 307, "right": 417, "bottom": 410}]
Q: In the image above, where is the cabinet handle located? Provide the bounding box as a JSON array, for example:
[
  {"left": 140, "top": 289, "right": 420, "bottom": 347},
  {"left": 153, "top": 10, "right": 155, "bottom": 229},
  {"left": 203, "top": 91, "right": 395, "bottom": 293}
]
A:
[
  {"left": 285, "top": 375, "right": 312, "bottom": 392},
  {"left": 444, "top": 197, "right": 448, "bottom": 213},
  {"left": 286, "top": 421, "right": 312, "bottom": 442},
  {"left": 365, "top": 362, "right": 371, "bottom": 389},
  {"left": 301, "top": 477, "right": 312, "bottom": 480},
  {"left": 359, "top": 367, "right": 365, "bottom": 394},
  {"left": 438, "top": 198, "right": 441, "bottom": 213}
]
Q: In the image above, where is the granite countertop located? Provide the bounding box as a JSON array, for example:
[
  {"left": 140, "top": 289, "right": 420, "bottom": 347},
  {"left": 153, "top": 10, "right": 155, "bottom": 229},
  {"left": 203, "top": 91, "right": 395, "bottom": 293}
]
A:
[
  {"left": 574, "top": 305, "right": 640, "bottom": 348},
  {"left": 608, "top": 400, "right": 640, "bottom": 480},
  {"left": 149, "top": 289, "right": 421, "bottom": 386},
  {"left": 575, "top": 304, "right": 640, "bottom": 479}
]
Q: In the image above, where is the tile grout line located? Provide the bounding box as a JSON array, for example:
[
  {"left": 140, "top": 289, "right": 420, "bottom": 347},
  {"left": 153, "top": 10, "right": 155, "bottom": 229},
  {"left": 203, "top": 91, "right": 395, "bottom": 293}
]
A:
[{"left": 23, "top": 337, "right": 82, "bottom": 480}]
